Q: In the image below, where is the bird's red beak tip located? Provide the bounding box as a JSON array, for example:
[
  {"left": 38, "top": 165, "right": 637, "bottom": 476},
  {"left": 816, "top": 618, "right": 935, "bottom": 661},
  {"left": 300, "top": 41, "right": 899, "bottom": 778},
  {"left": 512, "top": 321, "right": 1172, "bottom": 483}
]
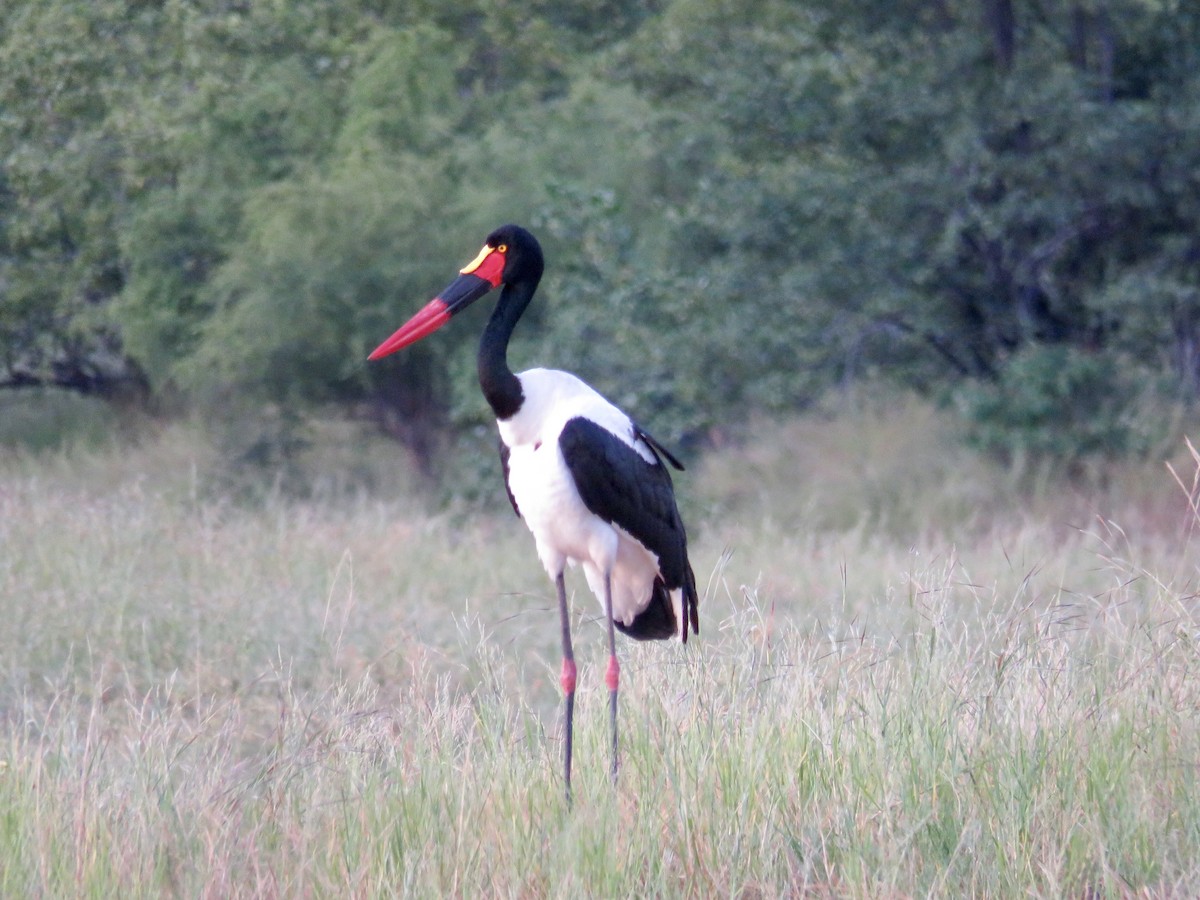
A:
[{"left": 368, "top": 298, "right": 452, "bottom": 360}]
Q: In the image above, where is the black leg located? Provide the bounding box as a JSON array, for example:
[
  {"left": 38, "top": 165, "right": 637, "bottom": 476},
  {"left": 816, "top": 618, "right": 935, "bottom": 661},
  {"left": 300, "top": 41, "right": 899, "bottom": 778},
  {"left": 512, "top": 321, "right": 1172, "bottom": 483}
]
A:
[
  {"left": 603, "top": 571, "right": 620, "bottom": 783},
  {"left": 556, "top": 572, "right": 576, "bottom": 804}
]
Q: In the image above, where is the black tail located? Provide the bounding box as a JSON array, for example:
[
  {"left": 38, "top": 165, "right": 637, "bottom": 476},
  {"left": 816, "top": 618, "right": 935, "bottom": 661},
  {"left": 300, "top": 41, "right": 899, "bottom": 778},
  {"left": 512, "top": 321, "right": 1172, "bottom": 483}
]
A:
[
  {"left": 682, "top": 560, "right": 700, "bottom": 642},
  {"left": 614, "top": 571, "right": 701, "bottom": 643},
  {"left": 615, "top": 578, "right": 678, "bottom": 641}
]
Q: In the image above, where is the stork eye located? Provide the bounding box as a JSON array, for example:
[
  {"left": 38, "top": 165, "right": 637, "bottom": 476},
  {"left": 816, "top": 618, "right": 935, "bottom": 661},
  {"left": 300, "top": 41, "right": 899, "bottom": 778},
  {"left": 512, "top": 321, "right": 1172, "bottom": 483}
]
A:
[{"left": 497, "top": 244, "right": 508, "bottom": 253}]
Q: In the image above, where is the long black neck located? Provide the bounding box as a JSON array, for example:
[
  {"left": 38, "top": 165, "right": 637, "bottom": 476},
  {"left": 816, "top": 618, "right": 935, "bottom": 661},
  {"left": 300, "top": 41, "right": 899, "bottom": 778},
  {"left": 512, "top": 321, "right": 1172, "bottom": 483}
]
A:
[{"left": 477, "top": 280, "right": 534, "bottom": 420}]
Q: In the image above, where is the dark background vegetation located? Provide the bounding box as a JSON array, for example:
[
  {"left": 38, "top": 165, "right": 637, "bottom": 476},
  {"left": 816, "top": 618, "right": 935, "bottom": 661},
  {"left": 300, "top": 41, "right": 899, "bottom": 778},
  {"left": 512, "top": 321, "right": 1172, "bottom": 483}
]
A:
[{"left": 3, "top": 0, "right": 1198, "bottom": 479}]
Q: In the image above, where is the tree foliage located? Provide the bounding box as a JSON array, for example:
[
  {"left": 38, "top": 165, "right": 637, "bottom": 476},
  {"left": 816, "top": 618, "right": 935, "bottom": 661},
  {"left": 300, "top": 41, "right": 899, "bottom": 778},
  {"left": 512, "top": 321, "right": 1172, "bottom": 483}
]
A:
[{"left": 3, "top": 0, "right": 1198, "bottom": 468}]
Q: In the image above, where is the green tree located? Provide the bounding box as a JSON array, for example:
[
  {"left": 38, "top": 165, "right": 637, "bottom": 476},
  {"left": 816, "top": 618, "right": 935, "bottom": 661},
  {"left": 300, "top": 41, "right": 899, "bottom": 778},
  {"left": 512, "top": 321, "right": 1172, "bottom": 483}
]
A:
[
  {"left": 609, "top": 0, "right": 1200, "bottom": 457},
  {"left": 0, "top": 0, "right": 148, "bottom": 399},
  {"left": 5, "top": 0, "right": 1199, "bottom": 471}
]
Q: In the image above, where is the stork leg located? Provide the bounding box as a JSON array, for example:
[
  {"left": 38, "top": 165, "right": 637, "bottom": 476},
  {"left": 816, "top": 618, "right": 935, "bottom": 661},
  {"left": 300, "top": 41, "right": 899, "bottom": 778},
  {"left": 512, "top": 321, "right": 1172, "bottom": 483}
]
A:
[
  {"left": 604, "top": 571, "right": 620, "bottom": 783},
  {"left": 555, "top": 572, "right": 576, "bottom": 804}
]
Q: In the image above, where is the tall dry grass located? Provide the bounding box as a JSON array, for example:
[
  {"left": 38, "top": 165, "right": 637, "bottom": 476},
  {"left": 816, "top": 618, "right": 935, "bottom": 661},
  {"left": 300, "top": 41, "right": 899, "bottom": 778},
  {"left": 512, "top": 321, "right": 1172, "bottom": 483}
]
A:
[{"left": 1, "top": 403, "right": 1197, "bottom": 896}]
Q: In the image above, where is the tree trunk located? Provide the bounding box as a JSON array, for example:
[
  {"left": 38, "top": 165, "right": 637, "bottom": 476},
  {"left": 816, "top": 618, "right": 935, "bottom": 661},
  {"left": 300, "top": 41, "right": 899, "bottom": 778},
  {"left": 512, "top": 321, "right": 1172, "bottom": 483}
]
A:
[
  {"left": 1175, "top": 313, "right": 1200, "bottom": 402},
  {"left": 981, "top": 0, "right": 1016, "bottom": 71},
  {"left": 1070, "top": 5, "right": 1116, "bottom": 102},
  {"left": 368, "top": 377, "right": 446, "bottom": 477}
]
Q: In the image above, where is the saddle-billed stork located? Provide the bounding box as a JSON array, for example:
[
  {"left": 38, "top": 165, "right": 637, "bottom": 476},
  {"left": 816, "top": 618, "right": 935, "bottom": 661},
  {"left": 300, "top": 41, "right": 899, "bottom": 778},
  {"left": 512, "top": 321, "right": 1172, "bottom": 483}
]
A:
[{"left": 369, "top": 224, "right": 699, "bottom": 800}]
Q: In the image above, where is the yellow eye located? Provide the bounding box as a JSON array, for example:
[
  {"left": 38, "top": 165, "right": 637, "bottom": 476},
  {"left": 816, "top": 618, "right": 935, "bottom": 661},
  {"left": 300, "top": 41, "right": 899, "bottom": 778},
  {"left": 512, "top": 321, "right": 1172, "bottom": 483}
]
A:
[{"left": 497, "top": 244, "right": 508, "bottom": 253}]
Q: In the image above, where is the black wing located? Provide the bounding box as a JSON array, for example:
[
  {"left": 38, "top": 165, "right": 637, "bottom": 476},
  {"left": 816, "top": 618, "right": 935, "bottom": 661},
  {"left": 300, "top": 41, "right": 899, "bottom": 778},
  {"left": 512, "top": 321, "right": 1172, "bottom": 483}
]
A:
[
  {"left": 558, "top": 416, "right": 699, "bottom": 642},
  {"left": 498, "top": 438, "right": 520, "bottom": 517}
]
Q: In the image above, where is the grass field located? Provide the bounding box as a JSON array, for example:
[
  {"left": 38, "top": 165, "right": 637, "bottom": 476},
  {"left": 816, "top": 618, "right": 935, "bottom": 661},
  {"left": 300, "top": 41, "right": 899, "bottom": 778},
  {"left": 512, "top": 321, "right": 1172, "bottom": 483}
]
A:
[{"left": 1, "top": 398, "right": 1198, "bottom": 896}]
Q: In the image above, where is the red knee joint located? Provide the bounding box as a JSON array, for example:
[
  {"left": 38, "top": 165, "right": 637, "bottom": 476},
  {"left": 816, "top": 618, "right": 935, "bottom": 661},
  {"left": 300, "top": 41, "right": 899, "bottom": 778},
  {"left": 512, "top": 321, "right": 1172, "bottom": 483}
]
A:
[
  {"left": 560, "top": 658, "right": 577, "bottom": 694},
  {"left": 605, "top": 655, "right": 620, "bottom": 692}
]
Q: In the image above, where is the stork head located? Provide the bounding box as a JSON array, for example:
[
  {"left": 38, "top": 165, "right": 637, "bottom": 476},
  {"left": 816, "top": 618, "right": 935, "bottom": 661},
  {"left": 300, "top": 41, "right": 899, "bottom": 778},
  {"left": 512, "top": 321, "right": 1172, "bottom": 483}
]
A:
[{"left": 368, "top": 224, "right": 543, "bottom": 360}]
